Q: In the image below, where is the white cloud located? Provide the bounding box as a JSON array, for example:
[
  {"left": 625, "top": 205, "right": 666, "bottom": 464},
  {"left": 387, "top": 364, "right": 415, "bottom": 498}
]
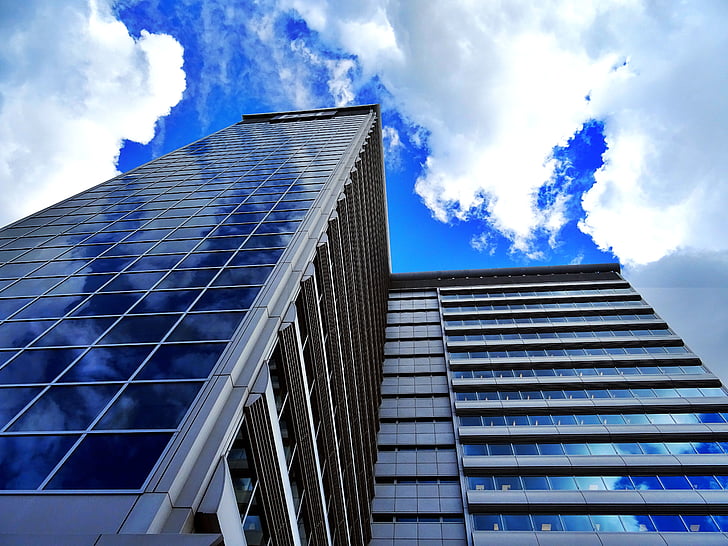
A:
[
  {"left": 0, "top": 0, "right": 185, "bottom": 226},
  {"left": 281, "top": 0, "right": 728, "bottom": 266},
  {"left": 470, "top": 232, "right": 496, "bottom": 255}
]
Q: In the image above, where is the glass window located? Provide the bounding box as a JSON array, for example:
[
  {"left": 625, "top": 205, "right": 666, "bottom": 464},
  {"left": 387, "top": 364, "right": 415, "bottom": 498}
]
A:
[
  {"left": 0, "top": 386, "right": 43, "bottom": 427},
  {"left": 136, "top": 343, "right": 225, "bottom": 380},
  {"left": 561, "top": 515, "right": 592, "bottom": 531},
  {"left": 156, "top": 268, "right": 218, "bottom": 289},
  {"left": 131, "top": 290, "right": 201, "bottom": 314},
  {"left": 548, "top": 476, "right": 576, "bottom": 490},
  {"left": 60, "top": 346, "right": 153, "bottom": 382},
  {"left": 72, "top": 292, "right": 142, "bottom": 317},
  {"left": 468, "top": 477, "right": 494, "bottom": 490},
  {"left": 99, "top": 271, "right": 165, "bottom": 292},
  {"left": 0, "top": 348, "right": 83, "bottom": 384},
  {"left": 620, "top": 515, "right": 655, "bottom": 532},
  {"left": 167, "top": 312, "right": 245, "bottom": 341},
  {"left": 0, "top": 434, "right": 78, "bottom": 490},
  {"left": 588, "top": 443, "right": 616, "bottom": 455},
  {"left": 563, "top": 444, "right": 590, "bottom": 455},
  {"left": 522, "top": 476, "right": 549, "bottom": 490},
  {"left": 0, "top": 297, "right": 34, "bottom": 320},
  {"left": 532, "top": 514, "right": 562, "bottom": 532},
  {"left": 212, "top": 266, "right": 273, "bottom": 287},
  {"left": 127, "top": 254, "right": 184, "bottom": 272},
  {"left": 472, "top": 514, "right": 502, "bottom": 531},
  {"left": 489, "top": 444, "right": 513, "bottom": 455},
  {"left": 45, "top": 432, "right": 172, "bottom": 490},
  {"left": 177, "top": 251, "right": 234, "bottom": 269},
  {"left": 98, "top": 314, "right": 180, "bottom": 345},
  {"left": 9, "top": 384, "right": 120, "bottom": 431},
  {"left": 95, "top": 381, "right": 202, "bottom": 430},
  {"left": 502, "top": 515, "right": 531, "bottom": 531},
  {"left": 682, "top": 515, "right": 719, "bottom": 532},
  {"left": 538, "top": 443, "right": 564, "bottom": 455},
  {"left": 513, "top": 444, "right": 538, "bottom": 455},
  {"left": 0, "top": 277, "right": 62, "bottom": 297},
  {"left": 632, "top": 476, "right": 662, "bottom": 490},
  {"left": 686, "top": 475, "right": 721, "bottom": 490},
  {"left": 13, "top": 295, "right": 87, "bottom": 319},
  {"left": 589, "top": 515, "right": 624, "bottom": 532},
  {"left": 494, "top": 476, "right": 521, "bottom": 491},
  {"left": 48, "top": 274, "right": 114, "bottom": 295},
  {"left": 651, "top": 515, "right": 687, "bottom": 532}
]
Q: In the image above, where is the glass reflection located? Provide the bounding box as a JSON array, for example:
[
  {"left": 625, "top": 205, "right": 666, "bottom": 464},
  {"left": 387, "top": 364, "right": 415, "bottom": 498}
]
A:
[
  {"left": 45, "top": 432, "right": 172, "bottom": 490},
  {"left": 168, "top": 311, "right": 245, "bottom": 341},
  {"left": 60, "top": 244, "right": 113, "bottom": 259},
  {"left": 0, "top": 320, "right": 56, "bottom": 348},
  {"left": 157, "top": 269, "right": 217, "bottom": 289},
  {"left": 98, "top": 314, "right": 180, "bottom": 344},
  {"left": 126, "top": 254, "right": 184, "bottom": 272},
  {"left": 0, "top": 348, "right": 83, "bottom": 384},
  {"left": 71, "top": 292, "right": 142, "bottom": 317},
  {"left": 213, "top": 266, "right": 272, "bottom": 287},
  {"left": 9, "top": 384, "right": 120, "bottom": 431},
  {"left": 47, "top": 274, "right": 114, "bottom": 295},
  {"left": 243, "top": 234, "right": 292, "bottom": 249},
  {"left": 131, "top": 290, "right": 201, "bottom": 314},
  {"left": 177, "top": 251, "right": 234, "bottom": 269},
  {"left": 0, "top": 435, "right": 77, "bottom": 490},
  {"left": 230, "top": 249, "right": 283, "bottom": 266},
  {"left": 0, "top": 297, "right": 34, "bottom": 320},
  {"left": 0, "top": 386, "right": 42, "bottom": 427},
  {"left": 99, "top": 271, "right": 165, "bottom": 292},
  {"left": 27, "top": 260, "right": 86, "bottom": 277},
  {"left": 33, "top": 317, "right": 115, "bottom": 347},
  {"left": 0, "top": 277, "right": 62, "bottom": 297},
  {"left": 60, "top": 346, "right": 153, "bottom": 382},
  {"left": 136, "top": 343, "right": 225, "bottom": 380},
  {"left": 95, "top": 381, "right": 202, "bottom": 429}
]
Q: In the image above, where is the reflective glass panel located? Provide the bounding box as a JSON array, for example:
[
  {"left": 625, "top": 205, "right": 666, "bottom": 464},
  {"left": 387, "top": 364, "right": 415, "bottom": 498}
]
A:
[
  {"left": 0, "top": 435, "right": 78, "bottom": 490},
  {"left": 95, "top": 382, "right": 202, "bottom": 429},
  {"left": 45, "top": 432, "right": 172, "bottom": 490},
  {"left": 9, "top": 384, "right": 119, "bottom": 431}
]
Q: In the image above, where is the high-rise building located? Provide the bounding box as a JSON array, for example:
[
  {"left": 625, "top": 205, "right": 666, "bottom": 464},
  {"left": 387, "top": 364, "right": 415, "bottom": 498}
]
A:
[
  {"left": 371, "top": 267, "right": 728, "bottom": 545},
  {"left": 0, "top": 105, "right": 726, "bottom": 545},
  {"left": 0, "top": 105, "right": 388, "bottom": 546}
]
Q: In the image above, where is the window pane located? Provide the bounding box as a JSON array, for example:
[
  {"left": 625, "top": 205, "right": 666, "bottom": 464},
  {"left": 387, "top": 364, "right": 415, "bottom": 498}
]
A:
[
  {"left": 0, "top": 435, "right": 78, "bottom": 490},
  {"left": 9, "top": 384, "right": 119, "bottom": 431},
  {"left": 95, "top": 381, "right": 202, "bottom": 430},
  {"left": 60, "top": 346, "right": 153, "bottom": 382},
  {"left": 45, "top": 432, "right": 172, "bottom": 490},
  {"left": 0, "top": 348, "right": 83, "bottom": 384},
  {"left": 136, "top": 343, "right": 226, "bottom": 380}
]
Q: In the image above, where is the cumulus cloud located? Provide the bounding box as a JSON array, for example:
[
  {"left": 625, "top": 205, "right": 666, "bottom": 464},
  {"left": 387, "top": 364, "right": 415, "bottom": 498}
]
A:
[
  {"left": 280, "top": 0, "right": 728, "bottom": 266},
  {"left": 0, "top": 0, "right": 185, "bottom": 225}
]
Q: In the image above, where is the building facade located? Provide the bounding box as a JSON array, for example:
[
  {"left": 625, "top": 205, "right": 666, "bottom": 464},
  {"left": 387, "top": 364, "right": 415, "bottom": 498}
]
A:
[
  {"left": 0, "top": 105, "right": 388, "bottom": 545},
  {"left": 371, "top": 267, "right": 728, "bottom": 545},
  {"left": 0, "top": 105, "right": 727, "bottom": 545}
]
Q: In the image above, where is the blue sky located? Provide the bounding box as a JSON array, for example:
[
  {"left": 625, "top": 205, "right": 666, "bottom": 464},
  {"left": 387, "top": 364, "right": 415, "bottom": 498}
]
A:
[{"left": 1, "top": 0, "right": 728, "bottom": 379}]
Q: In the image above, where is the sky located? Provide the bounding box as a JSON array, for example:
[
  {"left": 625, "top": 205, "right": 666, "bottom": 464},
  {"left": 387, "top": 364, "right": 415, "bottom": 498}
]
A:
[{"left": 1, "top": 0, "right": 727, "bottom": 379}]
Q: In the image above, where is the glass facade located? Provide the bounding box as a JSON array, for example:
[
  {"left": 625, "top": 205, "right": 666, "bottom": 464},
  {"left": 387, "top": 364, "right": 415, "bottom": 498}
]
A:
[
  {"left": 0, "top": 109, "right": 369, "bottom": 493},
  {"left": 371, "top": 267, "right": 728, "bottom": 545}
]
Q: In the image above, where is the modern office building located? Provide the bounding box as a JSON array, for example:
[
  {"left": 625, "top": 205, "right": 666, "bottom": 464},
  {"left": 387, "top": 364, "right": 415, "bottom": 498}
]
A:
[
  {"left": 0, "top": 105, "right": 727, "bottom": 545},
  {"left": 370, "top": 266, "right": 728, "bottom": 545}
]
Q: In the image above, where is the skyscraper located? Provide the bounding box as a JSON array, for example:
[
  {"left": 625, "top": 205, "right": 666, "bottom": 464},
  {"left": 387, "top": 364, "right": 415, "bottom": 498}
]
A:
[
  {"left": 370, "top": 266, "right": 728, "bottom": 544},
  {"left": 0, "top": 105, "right": 387, "bottom": 545},
  {"left": 0, "top": 105, "right": 727, "bottom": 545}
]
